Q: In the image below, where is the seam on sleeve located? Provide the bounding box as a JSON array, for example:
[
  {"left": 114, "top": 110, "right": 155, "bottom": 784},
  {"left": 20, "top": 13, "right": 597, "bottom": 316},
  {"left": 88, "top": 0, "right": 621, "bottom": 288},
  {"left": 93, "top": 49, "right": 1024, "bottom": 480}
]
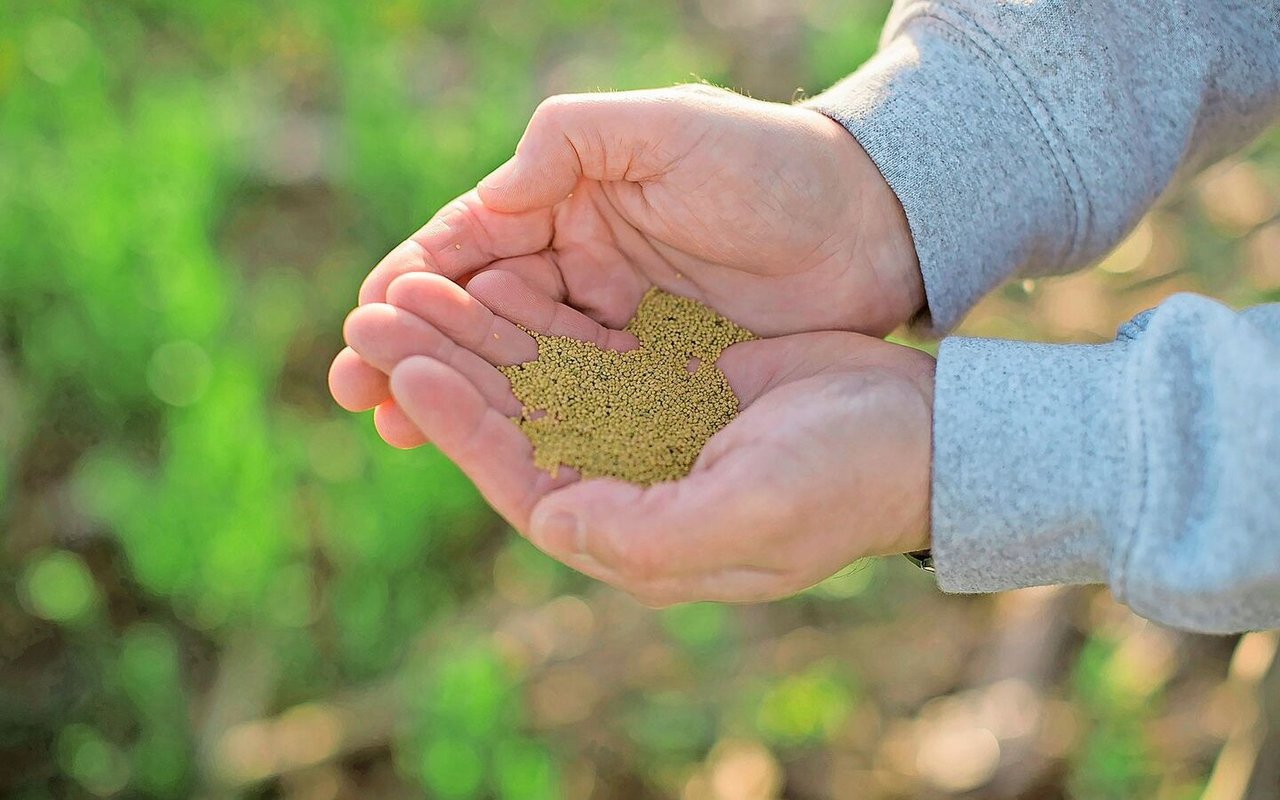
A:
[
  {"left": 890, "top": 1, "right": 1093, "bottom": 271},
  {"left": 1110, "top": 336, "right": 1150, "bottom": 604}
]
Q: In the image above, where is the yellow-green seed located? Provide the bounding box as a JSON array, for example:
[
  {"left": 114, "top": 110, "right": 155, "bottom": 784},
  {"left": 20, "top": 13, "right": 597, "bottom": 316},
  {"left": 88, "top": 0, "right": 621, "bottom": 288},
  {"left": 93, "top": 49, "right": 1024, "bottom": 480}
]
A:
[{"left": 500, "top": 289, "right": 756, "bottom": 486}]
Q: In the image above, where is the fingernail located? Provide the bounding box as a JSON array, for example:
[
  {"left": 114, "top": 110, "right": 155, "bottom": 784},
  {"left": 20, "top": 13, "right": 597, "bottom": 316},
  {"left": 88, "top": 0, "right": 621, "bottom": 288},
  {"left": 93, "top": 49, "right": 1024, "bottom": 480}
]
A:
[
  {"left": 532, "top": 509, "right": 582, "bottom": 557},
  {"left": 479, "top": 157, "right": 518, "bottom": 191}
]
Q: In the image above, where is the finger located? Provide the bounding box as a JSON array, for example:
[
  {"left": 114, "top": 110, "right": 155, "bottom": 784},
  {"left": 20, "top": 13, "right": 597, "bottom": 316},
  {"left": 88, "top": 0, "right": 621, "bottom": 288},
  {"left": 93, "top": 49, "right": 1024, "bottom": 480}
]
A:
[
  {"left": 470, "top": 253, "right": 566, "bottom": 301},
  {"left": 478, "top": 88, "right": 712, "bottom": 213},
  {"left": 329, "top": 347, "right": 389, "bottom": 411},
  {"left": 466, "top": 270, "right": 639, "bottom": 352},
  {"left": 486, "top": 250, "right": 646, "bottom": 333},
  {"left": 373, "top": 399, "right": 428, "bottom": 449},
  {"left": 343, "top": 303, "right": 521, "bottom": 417},
  {"left": 527, "top": 456, "right": 787, "bottom": 586},
  {"left": 383, "top": 272, "right": 539, "bottom": 365},
  {"left": 358, "top": 189, "right": 553, "bottom": 305},
  {"left": 389, "top": 356, "right": 575, "bottom": 531}
]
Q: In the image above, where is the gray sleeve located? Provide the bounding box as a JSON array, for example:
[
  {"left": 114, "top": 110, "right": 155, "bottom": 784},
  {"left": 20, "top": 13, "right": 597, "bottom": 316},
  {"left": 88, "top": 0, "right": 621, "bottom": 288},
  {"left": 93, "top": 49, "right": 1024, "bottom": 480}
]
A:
[
  {"left": 932, "top": 296, "right": 1280, "bottom": 634},
  {"left": 804, "top": 0, "right": 1280, "bottom": 330}
]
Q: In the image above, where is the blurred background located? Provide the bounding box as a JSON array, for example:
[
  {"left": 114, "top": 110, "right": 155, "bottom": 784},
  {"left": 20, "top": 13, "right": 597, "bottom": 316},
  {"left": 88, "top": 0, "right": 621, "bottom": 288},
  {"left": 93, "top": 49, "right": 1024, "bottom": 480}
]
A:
[{"left": 1, "top": 1, "right": 1278, "bottom": 798}]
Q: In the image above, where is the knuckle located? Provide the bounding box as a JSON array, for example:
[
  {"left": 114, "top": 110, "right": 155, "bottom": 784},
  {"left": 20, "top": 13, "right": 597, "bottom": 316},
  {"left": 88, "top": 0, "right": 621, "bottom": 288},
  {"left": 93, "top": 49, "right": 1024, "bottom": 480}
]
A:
[
  {"left": 441, "top": 195, "right": 474, "bottom": 220},
  {"left": 341, "top": 306, "right": 363, "bottom": 342},
  {"left": 341, "top": 303, "right": 382, "bottom": 343},
  {"left": 431, "top": 199, "right": 472, "bottom": 241},
  {"left": 532, "top": 93, "right": 580, "bottom": 123},
  {"left": 674, "top": 82, "right": 729, "bottom": 100},
  {"left": 383, "top": 271, "right": 422, "bottom": 304}
]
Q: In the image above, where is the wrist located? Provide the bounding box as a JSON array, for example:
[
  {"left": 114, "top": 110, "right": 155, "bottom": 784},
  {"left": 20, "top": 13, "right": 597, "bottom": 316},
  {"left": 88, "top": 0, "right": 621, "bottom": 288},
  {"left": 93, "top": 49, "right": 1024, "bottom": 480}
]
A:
[
  {"left": 811, "top": 111, "right": 925, "bottom": 335},
  {"left": 903, "top": 348, "right": 935, "bottom": 554},
  {"left": 855, "top": 137, "right": 926, "bottom": 330},
  {"left": 859, "top": 340, "right": 935, "bottom": 556}
]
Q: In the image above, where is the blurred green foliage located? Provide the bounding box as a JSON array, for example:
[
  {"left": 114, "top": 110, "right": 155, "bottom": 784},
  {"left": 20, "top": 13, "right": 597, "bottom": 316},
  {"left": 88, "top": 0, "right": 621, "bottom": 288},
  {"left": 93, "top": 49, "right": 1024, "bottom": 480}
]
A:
[
  {"left": 0, "top": 0, "right": 1276, "bottom": 797},
  {"left": 1069, "top": 635, "right": 1160, "bottom": 799},
  {"left": 753, "top": 661, "right": 856, "bottom": 747},
  {"left": 21, "top": 550, "right": 98, "bottom": 625}
]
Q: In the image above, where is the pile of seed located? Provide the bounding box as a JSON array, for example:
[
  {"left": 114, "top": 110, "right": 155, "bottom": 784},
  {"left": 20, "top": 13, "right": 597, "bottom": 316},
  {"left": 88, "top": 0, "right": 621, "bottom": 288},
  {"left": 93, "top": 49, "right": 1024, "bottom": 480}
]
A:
[{"left": 499, "top": 289, "right": 756, "bottom": 485}]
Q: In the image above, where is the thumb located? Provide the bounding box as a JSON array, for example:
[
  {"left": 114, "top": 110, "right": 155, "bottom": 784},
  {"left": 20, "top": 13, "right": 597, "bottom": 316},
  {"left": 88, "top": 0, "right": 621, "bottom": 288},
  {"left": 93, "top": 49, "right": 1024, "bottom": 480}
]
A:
[{"left": 477, "top": 89, "right": 689, "bottom": 213}]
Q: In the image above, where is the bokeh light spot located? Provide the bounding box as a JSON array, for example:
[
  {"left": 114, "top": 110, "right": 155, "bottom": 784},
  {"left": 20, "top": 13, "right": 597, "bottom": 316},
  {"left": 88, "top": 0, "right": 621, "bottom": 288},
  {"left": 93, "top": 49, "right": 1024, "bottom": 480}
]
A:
[
  {"left": 707, "top": 738, "right": 782, "bottom": 800},
  {"left": 308, "top": 418, "right": 367, "bottom": 483},
  {"left": 421, "top": 738, "right": 484, "bottom": 799},
  {"left": 661, "top": 602, "right": 731, "bottom": 650},
  {"left": 147, "top": 340, "right": 213, "bottom": 407},
  {"left": 494, "top": 736, "right": 560, "bottom": 800},
  {"left": 755, "top": 662, "right": 854, "bottom": 746},
  {"left": 57, "top": 724, "right": 130, "bottom": 796},
  {"left": 22, "top": 550, "right": 98, "bottom": 624},
  {"left": 916, "top": 725, "right": 1000, "bottom": 792},
  {"left": 24, "top": 17, "right": 91, "bottom": 85}
]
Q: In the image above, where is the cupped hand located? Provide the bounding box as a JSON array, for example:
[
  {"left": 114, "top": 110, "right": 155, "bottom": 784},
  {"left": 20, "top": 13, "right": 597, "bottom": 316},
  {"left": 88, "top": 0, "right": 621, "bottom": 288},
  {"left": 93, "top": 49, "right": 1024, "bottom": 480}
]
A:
[
  {"left": 340, "top": 270, "right": 933, "bottom": 605},
  {"left": 330, "top": 84, "right": 922, "bottom": 448}
]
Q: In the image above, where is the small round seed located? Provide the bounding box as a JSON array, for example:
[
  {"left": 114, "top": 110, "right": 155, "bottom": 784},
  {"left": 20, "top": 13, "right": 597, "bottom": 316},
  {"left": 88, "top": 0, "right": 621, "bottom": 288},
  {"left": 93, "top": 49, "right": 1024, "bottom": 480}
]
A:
[{"left": 499, "top": 289, "right": 755, "bottom": 485}]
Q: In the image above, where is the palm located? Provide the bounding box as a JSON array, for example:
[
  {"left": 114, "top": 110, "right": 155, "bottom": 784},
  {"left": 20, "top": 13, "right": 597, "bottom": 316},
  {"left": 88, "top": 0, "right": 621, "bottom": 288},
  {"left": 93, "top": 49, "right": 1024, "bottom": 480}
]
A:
[
  {"left": 340, "top": 276, "right": 933, "bottom": 602},
  {"left": 519, "top": 173, "right": 870, "bottom": 336}
]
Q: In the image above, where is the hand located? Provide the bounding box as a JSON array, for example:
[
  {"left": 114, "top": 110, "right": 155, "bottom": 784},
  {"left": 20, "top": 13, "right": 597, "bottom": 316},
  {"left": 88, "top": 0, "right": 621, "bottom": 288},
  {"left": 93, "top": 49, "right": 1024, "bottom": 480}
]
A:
[
  {"left": 330, "top": 84, "right": 922, "bottom": 448},
  {"left": 340, "top": 272, "right": 934, "bottom": 605}
]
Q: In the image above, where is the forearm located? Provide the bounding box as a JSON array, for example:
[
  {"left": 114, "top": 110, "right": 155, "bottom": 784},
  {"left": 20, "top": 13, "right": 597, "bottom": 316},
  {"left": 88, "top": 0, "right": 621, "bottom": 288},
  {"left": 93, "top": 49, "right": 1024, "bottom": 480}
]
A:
[
  {"left": 931, "top": 296, "right": 1280, "bottom": 634},
  {"left": 805, "top": 0, "right": 1280, "bottom": 330}
]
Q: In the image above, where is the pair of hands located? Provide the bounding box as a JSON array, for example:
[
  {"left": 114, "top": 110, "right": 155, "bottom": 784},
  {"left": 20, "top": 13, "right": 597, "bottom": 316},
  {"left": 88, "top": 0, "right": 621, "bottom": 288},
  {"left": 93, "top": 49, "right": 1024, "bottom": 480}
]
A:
[{"left": 329, "top": 85, "right": 935, "bottom": 606}]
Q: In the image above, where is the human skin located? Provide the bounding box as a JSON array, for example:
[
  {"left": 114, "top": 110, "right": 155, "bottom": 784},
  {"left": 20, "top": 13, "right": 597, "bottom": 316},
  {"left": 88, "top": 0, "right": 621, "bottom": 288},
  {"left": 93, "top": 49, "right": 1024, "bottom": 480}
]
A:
[
  {"left": 329, "top": 85, "right": 922, "bottom": 448},
  {"left": 329, "top": 85, "right": 934, "bottom": 603},
  {"left": 342, "top": 271, "right": 935, "bottom": 605}
]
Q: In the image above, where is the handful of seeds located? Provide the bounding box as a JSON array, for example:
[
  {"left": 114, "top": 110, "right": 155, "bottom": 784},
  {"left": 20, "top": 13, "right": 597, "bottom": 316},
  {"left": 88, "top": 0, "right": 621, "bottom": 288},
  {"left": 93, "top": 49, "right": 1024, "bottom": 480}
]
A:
[{"left": 499, "top": 289, "right": 756, "bottom": 485}]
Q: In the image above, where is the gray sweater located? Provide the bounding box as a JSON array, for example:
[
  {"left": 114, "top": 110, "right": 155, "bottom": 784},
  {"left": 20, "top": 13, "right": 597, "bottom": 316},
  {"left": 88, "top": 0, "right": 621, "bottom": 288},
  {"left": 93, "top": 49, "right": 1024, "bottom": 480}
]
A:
[{"left": 806, "top": 0, "right": 1280, "bottom": 633}]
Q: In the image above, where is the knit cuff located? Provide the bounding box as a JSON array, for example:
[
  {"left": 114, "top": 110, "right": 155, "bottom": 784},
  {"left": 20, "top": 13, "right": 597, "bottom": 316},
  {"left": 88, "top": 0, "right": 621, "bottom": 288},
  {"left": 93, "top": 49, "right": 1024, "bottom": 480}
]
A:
[{"left": 929, "top": 335, "right": 1138, "bottom": 592}]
